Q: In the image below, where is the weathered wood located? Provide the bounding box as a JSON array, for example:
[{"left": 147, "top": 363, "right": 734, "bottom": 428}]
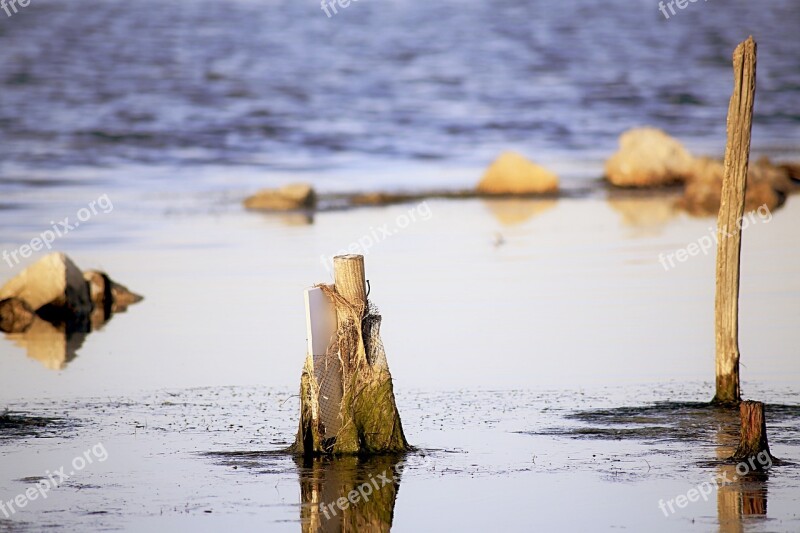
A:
[
  {"left": 332, "top": 254, "right": 368, "bottom": 370},
  {"left": 713, "top": 37, "right": 757, "bottom": 406},
  {"left": 333, "top": 255, "right": 367, "bottom": 316},
  {"left": 292, "top": 255, "right": 409, "bottom": 456},
  {"left": 731, "top": 401, "right": 772, "bottom": 464}
]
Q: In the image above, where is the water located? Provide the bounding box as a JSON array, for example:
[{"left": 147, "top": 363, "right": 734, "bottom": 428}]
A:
[
  {"left": 0, "top": 0, "right": 798, "bottom": 190},
  {"left": 1, "top": 1, "right": 800, "bottom": 531},
  {"left": 1, "top": 383, "right": 799, "bottom": 531},
  {"left": 2, "top": 194, "right": 800, "bottom": 530}
]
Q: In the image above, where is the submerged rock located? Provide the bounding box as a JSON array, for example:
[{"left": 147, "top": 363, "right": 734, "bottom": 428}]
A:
[
  {"left": 605, "top": 127, "right": 694, "bottom": 187},
  {"left": 244, "top": 183, "right": 317, "bottom": 211},
  {"left": 84, "top": 270, "right": 144, "bottom": 329},
  {"left": 84, "top": 270, "right": 143, "bottom": 314},
  {"left": 781, "top": 162, "right": 800, "bottom": 182},
  {"left": 680, "top": 157, "right": 793, "bottom": 216},
  {"left": 477, "top": 152, "right": 559, "bottom": 195}
]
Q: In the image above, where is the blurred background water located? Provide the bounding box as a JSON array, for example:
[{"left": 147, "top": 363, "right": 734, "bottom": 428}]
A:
[{"left": 0, "top": 0, "right": 798, "bottom": 193}]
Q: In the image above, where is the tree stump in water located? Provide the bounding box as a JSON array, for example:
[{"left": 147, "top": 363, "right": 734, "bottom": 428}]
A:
[
  {"left": 292, "top": 255, "right": 409, "bottom": 456},
  {"left": 731, "top": 401, "right": 773, "bottom": 466}
]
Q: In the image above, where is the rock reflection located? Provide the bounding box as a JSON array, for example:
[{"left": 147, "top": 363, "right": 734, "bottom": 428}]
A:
[
  {"left": 296, "top": 454, "right": 404, "bottom": 533},
  {"left": 277, "top": 212, "right": 314, "bottom": 226},
  {"left": 482, "top": 198, "right": 557, "bottom": 226},
  {"left": 607, "top": 194, "right": 680, "bottom": 237},
  {"left": 4, "top": 317, "right": 88, "bottom": 370}
]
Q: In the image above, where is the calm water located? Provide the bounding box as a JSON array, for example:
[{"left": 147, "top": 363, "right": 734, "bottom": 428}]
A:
[
  {"left": 2, "top": 195, "right": 800, "bottom": 531},
  {"left": 2, "top": 1, "right": 800, "bottom": 531},
  {"left": 1, "top": 383, "right": 799, "bottom": 531}
]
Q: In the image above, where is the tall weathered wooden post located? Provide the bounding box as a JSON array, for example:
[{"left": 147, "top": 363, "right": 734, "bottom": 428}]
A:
[
  {"left": 292, "top": 254, "right": 409, "bottom": 455},
  {"left": 713, "top": 37, "right": 757, "bottom": 405}
]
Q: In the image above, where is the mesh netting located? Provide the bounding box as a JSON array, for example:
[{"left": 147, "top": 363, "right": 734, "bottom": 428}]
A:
[
  {"left": 313, "top": 295, "right": 386, "bottom": 439},
  {"left": 314, "top": 339, "right": 343, "bottom": 439},
  {"left": 363, "top": 304, "right": 387, "bottom": 371}
]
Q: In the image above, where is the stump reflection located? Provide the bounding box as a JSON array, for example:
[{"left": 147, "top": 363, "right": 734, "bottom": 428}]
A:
[
  {"left": 715, "top": 415, "right": 769, "bottom": 533},
  {"left": 296, "top": 454, "right": 403, "bottom": 533}
]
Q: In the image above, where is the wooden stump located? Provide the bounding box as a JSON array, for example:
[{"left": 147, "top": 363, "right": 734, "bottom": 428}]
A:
[
  {"left": 731, "top": 401, "right": 773, "bottom": 465},
  {"left": 292, "top": 255, "right": 409, "bottom": 456},
  {"left": 713, "top": 37, "right": 757, "bottom": 406}
]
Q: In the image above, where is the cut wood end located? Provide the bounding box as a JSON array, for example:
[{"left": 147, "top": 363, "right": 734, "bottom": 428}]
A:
[{"left": 334, "top": 254, "right": 364, "bottom": 262}]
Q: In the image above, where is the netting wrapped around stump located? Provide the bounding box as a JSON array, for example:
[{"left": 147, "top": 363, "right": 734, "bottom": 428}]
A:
[
  {"left": 292, "top": 284, "right": 409, "bottom": 456},
  {"left": 315, "top": 342, "right": 343, "bottom": 442}
]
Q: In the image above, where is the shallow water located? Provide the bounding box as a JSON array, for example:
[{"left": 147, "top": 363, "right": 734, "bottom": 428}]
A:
[
  {"left": 1, "top": 192, "right": 800, "bottom": 531},
  {"left": 2, "top": 0, "right": 800, "bottom": 530},
  {"left": 0, "top": 384, "right": 799, "bottom": 531},
  {"left": 2, "top": 192, "right": 800, "bottom": 395}
]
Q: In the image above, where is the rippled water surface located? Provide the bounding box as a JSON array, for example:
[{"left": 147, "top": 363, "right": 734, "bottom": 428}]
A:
[
  {"left": 0, "top": 0, "right": 798, "bottom": 187},
  {"left": 1, "top": 1, "right": 800, "bottom": 531}
]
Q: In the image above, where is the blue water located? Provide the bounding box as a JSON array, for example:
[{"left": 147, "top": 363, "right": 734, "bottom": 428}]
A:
[
  {"left": 0, "top": 0, "right": 798, "bottom": 188},
  {"left": 2, "top": 5, "right": 800, "bottom": 530}
]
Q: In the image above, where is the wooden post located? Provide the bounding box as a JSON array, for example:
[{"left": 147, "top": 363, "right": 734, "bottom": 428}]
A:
[
  {"left": 713, "top": 37, "right": 757, "bottom": 406},
  {"left": 736, "top": 401, "right": 769, "bottom": 459},
  {"left": 333, "top": 255, "right": 367, "bottom": 313},
  {"left": 333, "top": 255, "right": 368, "bottom": 363},
  {"left": 292, "top": 255, "right": 409, "bottom": 456},
  {"left": 731, "top": 401, "right": 773, "bottom": 464}
]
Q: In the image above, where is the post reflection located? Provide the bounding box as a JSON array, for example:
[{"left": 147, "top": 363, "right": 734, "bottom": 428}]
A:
[
  {"left": 296, "top": 454, "right": 404, "bottom": 533},
  {"left": 714, "top": 411, "right": 769, "bottom": 533}
]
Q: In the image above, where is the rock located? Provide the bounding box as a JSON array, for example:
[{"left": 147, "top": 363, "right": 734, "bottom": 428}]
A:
[
  {"left": 749, "top": 157, "right": 795, "bottom": 194},
  {"left": 0, "top": 253, "right": 92, "bottom": 321},
  {"left": 83, "top": 270, "right": 144, "bottom": 329},
  {"left": 84, "top": 271, "right": 143, "bottom": 314},
  {"left": 477, "top": 152, "right": 559, "bottom": 195},
  {"left": 349, "top": 192, "right": 412, "bottom": 206},
  {"left": 1, "top": 254, "right": 142, "bottom": 369},
  {"left": 0, "top": 298, "right": 35, "bottom": 333},
  {"left": 605, "top": 127, "right": 694, "bottom": 187},
  {"left": 244, "top": 183, "right": 317, "bottom": 211},
  {"left": 0, "top": 253, "right": 143, "bottom": 338},
  {"left": 780, "top": 162, "right": 800, "bottom": 183},
  {"left": 680, "top": 157, "right": 789, "bottom": 216}
]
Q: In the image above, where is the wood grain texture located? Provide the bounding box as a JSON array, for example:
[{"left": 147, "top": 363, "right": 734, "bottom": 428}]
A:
[{"left": 713, "top": 37, "right": 757, "bottom": 405}]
